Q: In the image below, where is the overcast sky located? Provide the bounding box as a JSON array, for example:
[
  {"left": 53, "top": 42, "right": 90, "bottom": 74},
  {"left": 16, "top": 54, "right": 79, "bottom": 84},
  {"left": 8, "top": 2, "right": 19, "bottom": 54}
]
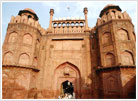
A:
[{"left": 2, "top": 1, "right": 137, "bottom": 43}]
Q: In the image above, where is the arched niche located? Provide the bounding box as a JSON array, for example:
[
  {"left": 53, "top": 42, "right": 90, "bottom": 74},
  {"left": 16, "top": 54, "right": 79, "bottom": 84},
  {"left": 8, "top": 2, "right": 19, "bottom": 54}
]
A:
[
  {"left": 107, "top": 76, "right": 118, "bottom": 91},
  {"left": 105, "top": 53, "right": 115, "bottom": 66},
  {"left": 71, "top": 22, "right": 75, "bottom": 26},
  {"left": 121, "top": 51, "right": 134, "bottom": 65},
  {"left": 19, "top": 53, "right": 30, "bottom": 65},
  {"left": 75, "top": 22, "right": 79, "bottom": 26},
  {"left": 105, "top": 76, "right": 120, "bottom": 98},
  {"left": 53, "top": 62, "right": 81, "bottom": 98},
  {"left": 53, "top": 23, "right": 57, "bottom": 27},
  {"left": 102, "top": 32, "right": 112, "bottom": 44},
  {"left": 117, "top": 29, "right": 129, "bottom": 40},
  {"left": 8, "top": 32, "right": 18, "bottom": 43},
  {"left": 3, "top": 51, "right": 13, "bottom": 64},
  {"left": 62, "top": 23, "right": 66, "bottom": 27},
  {"left": 23, "top": 33, "right": 33, "bottom": 45}
]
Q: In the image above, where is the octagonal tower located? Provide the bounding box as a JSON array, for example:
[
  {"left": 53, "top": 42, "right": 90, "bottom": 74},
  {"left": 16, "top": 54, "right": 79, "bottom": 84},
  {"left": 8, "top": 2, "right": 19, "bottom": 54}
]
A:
[{"left": 94, "top": 4, "right": 136, "bottom": 98}]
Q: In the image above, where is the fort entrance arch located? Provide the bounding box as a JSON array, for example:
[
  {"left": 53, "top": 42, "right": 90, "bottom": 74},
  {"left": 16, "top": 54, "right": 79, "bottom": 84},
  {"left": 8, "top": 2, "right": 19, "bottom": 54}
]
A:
[{"left": 53, "top": 62, "right": 81, "bottom": 98}]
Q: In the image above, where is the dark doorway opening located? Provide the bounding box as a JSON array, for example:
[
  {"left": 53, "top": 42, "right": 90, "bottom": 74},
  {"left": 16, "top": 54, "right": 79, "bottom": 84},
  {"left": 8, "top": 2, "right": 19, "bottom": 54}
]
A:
[{"left": 61, "top": 80, "right": 74, "bottom": 96}]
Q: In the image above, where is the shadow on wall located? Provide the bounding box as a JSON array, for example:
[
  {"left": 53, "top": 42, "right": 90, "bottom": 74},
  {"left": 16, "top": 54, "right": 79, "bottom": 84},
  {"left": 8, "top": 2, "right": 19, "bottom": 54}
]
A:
[
  {"left": 122, "top": 75, "right": 136, "bottom": 99},
  {"left": 96, "top": 68, "right": 136, "bottom": 99},
  {"left": 79, "top": 74, "right": 93, "bottom": 99}
]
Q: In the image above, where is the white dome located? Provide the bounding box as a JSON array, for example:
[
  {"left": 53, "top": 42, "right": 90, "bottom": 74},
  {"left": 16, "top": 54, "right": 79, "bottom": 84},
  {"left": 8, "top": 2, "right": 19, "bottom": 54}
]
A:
[
  {"left": 63, "top": 17, "right": 66, "bottom": 20},
  {"left": 54, "top": 18, "right": 58, "bottom": 20},
  {"left": 67, "top": 17, "right": 70, "bottom": 20},
  {"left": 59, "top": 18, "right": 62, "bottom": 20}
]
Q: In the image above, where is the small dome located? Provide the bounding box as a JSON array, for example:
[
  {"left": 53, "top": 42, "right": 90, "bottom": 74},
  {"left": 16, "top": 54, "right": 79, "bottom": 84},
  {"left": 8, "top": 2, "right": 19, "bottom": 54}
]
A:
[
  {"left": 99, "top": 4, "right": 122, "bottom": 17},
  {"left": 18, "top": 8, "right": 38, "bottom": 20},
  {"left": 24, "top": 8, "right": 36, "bottom": 14}
]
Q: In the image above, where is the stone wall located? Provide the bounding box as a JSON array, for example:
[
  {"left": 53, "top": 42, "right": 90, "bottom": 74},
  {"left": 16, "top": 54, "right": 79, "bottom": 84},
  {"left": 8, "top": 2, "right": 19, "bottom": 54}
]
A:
[{"left": 2, "top": 66, "right": 38, "bottom": 99}]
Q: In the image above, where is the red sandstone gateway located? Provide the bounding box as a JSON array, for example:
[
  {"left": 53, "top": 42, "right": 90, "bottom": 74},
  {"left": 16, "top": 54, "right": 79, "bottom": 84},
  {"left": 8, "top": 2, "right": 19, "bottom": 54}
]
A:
[{"left": 2, "top": 4, "right": 136, "bottom": 99}]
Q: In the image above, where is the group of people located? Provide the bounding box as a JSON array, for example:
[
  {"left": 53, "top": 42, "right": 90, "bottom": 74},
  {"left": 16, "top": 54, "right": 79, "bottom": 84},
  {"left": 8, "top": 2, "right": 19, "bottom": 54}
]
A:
[
  {"left": 58, "top": 80, "right": 75, "bottom": 99},
  {"left": 58, "top": 93, "right": 75, "bottom": 99},
  {"left": 59, "top": 93, "right": 74, "bottom": 99}
]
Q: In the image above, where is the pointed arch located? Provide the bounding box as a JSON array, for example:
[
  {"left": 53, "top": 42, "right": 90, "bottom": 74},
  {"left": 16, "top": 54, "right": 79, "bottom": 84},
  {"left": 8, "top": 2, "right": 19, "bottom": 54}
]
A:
[
  {"left": 106, "top": 76, "right": 119, "bottom": 93},
  {"left": 121, "top": 51, "right": 134, "bottom": 65},
  {"left": 23, "top": 33, "right": 33, "bottom": 45},
  {"left": 54, "top": 61, "right": 81, "bottom": 75},
  {"left": 8, "top": 32, "right": 18, "bottom": 43},
  {"left": 54, "top": 61, "right": 81, "bottom": 98},
  {"left": 19, "top": 53, "right": 30, "bottom": 65},
  {"left": 102, "top": 32, "right": 112, "bottom": 44},
  {"left": 3, "top": 51, "right": 14, "bottom": 64},
  {"left": 117, "top": 29, "right": 129, "bottom": 40},
  {"left": 105, "top": 53, "right": 115, "bottom": 66}
]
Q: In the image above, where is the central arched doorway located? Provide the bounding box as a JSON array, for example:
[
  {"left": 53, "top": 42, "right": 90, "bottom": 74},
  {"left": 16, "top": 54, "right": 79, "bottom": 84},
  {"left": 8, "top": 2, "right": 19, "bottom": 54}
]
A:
[{"left": 53, "top": 62, "right": 81, "bottom": 98}]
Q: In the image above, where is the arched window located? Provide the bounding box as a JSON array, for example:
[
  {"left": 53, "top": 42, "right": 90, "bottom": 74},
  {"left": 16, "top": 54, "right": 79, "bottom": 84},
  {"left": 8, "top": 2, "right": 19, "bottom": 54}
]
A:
[
  {"left": 62, "top": 23, "right": 66, "bottom": 26},
  {"left": 80, "top": 22, "right": 84, "bottom": 26},
  {"left": 3, "top": 52, "right": 13, "bottom": 64},
  {"left": 76, "top": 22, "right": 79, "bottom": 26},
  {"left": 23, "top": 34, "right": 33, "bottom": 45},
  {"left": 105, "top": 53, "right": 115, "bottom": 66},
  {"left": 8, "top": 32, "right": 17, "bottom": 43},
  {"left": 58, "top": 23, "right": 61, "bottom": 27},
  {"left": 121, "top": 51, "right": 134, "bottom": 65},
  {"left": 71, "top": 22, "right": 74, "bottom": 26},
  {"left": 53, "top": 23, "right": 57, "bottom": 27},
  {"left": 19, "top": 53, "right": 30, "bottom": 65},
  {"left": 67, "top": 22, "right": 70, "bottom": 26},
  {"left": 102, "top": 32, "right": 112, "bottom": 44},
  {"left": 112, "top": 10, "right": 115, "bottom": 13},
  {"left": 28, "top": 15, "right": 32, "bottom": 18},
  {"left": 117, "top": 29, "right": 129, "bottom": 40}
]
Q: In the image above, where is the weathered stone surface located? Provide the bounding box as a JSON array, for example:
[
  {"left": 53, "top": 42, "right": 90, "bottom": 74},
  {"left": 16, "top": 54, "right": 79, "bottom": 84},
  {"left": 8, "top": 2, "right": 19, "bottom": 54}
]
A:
[{"left": 2, "top": 4, "right": 136, "bottom": 99}]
